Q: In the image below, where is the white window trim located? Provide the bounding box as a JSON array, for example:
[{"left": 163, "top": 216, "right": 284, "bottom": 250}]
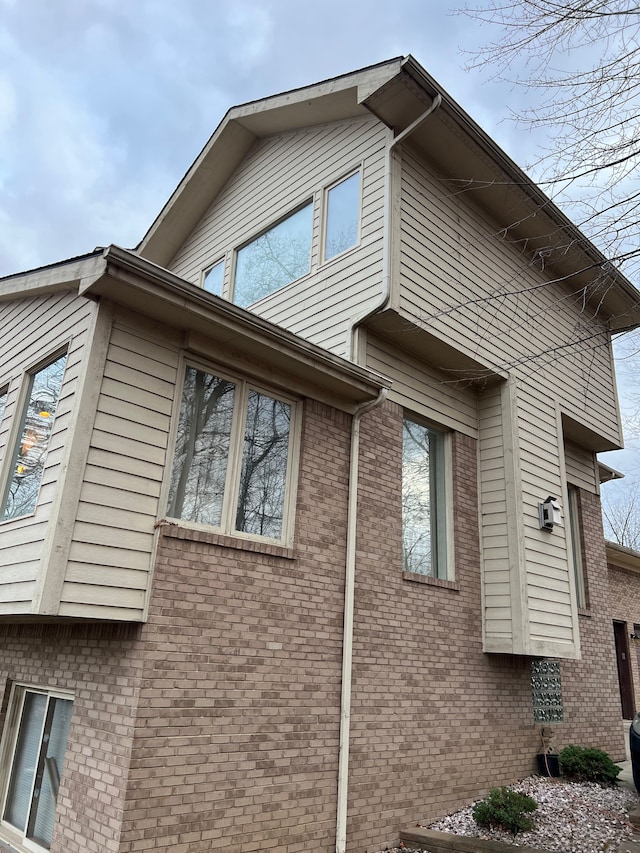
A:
[
  {"left": 163, "top": 357, "right": 301, "bottom": 547},
  {"left": 320, "top": 166, "right": 363, "bottom": 265},
  {"left": 0, "top": 683, "right": 74, "bottom": 853}
]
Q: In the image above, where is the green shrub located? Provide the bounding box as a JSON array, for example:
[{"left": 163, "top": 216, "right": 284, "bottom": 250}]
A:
[
  {"left": 559, "top": 745, "right": 621, "bottom": 785},
  {"left": 472, "top": 786, "right": 538, "bottom": 834}
]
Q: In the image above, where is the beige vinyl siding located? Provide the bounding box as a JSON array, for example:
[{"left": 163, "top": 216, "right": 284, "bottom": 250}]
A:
[
  {"left": 478, "top": 380, "right": 580, "bottom": 657},
  {"left": 398, "top": 148, "right": 620, "bottom": 447},
  {"left": 0, "top": 292, "right": 95, "bottom": 611},
  {"left": 169, "top": 116, "right": 388, "bottom": 357},
  {"left": 62, "top": 315, "right": 179, "bottom": 620},
  {"left": 366, "top": 335, "right": 478, "bottom": 436},
  {"left": 564, "top": 440, "right": 597, "bottom": 492},
  {"left": 478, "top": 383, "right": 516, "bottom": 647}
]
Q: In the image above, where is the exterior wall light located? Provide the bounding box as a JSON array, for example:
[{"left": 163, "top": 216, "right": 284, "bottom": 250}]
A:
[{"left": 539, "top": 496, "right": 562, "bottom": 531}]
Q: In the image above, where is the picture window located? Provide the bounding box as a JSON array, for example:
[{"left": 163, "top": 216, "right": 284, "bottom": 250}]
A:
[
  {"left": 167, "top": 364, "right": 297, "bottom": 543},
  {"left": 324, "top": 171, "right": 360, "bottom": 261},
  {"left": 402, "top": 416, "right": 448, "bottom": 578},
  {"left": 233, "top": 203, "right": 313, "bottom": 308}
]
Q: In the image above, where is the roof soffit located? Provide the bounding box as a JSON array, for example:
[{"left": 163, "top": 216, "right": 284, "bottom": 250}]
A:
[
  {"left": 605, "top": 541, "right": 640, "bottom": 572},
  {"left": 0, "top": 252, "right": 104, "bottom": 303}
]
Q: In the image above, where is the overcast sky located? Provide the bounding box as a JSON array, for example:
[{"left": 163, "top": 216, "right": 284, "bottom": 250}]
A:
[
  {"left": 1, "top": 0, "right": 637, "bottom": 494},
  {"left": 0, "top": 0, "right": 542, "bottom": 276}
]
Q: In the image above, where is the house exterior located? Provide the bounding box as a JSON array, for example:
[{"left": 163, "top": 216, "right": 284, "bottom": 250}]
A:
[
  {"left": 606, "top": 540, "right": 640, "bottom": 720},
  {"left": 0, "top": 55, "right": 639, "bottom": 853}
]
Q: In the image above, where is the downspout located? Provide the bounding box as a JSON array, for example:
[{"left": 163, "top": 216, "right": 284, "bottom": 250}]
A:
[
  {"left": 336, "top": 93, "right": 442, "bottom": 853},
  {"left": 347, "top": 93, "right": 442, "bottom": 361},
  {"left": 335, "top": 386, "right": 387, "bottom": 853}
]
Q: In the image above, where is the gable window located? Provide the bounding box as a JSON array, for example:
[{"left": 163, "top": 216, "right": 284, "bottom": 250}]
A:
[
  {"left": 0, "top": 353, "right": 67, "bottom": 522},
  {"left": 402, "top": 416, "right": 448, "bottom": 578},
  {"left": 167, "top": 364, "right": 297, "bottom": 542},
  {"left": 0, "top": 388, "right": 7, "bottom": 422},
  {"left": 233, "top": 202, "right": 313, "bottom": 308},
  {"left": 202, "top": 259, "right": 225, "bottom": 296},
  {"left": 567, "top": 484, "right": 588, "bottom": 609},
  {"left": 324, "top": 171, "right": 360, "bottom": 261},
  {"left": 1, "top": 686, "right": 73, "bottom": 851}
]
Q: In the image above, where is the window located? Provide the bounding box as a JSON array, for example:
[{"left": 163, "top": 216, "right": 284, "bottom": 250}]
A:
[
  {"left": 233, "top": 203, "right": 313, "bottom": 308},
  {"left": 0, "top": 354, "right": 67, "bottom": 522},
  {"left": 567, "top": 485, "right": 588, "bottom": 608},
  {"left": 1, "top": 687, "right": 73, "bottom": 851},
  {"left": 167, "top": 364, "right": 297, "bottom": 542},
  {"left": 324, "top": 171, "right": 360, "bottom": 261},
  {"left": 0, "top": 389, "right": 7, "bottom": 422},
  {"left": 202, "top": 259, "right": 224, "bottom": 296},
  {"left": 402, "top": 416, "right": 448, "bottom": 577}
]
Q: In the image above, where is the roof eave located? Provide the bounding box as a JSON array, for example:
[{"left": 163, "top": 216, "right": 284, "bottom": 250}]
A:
[
  {"left": 82, "top": 246, "right": 388, "bottom": 412},
  {"left": 137, "top": 57, "right": 405, "bottom": 267}
]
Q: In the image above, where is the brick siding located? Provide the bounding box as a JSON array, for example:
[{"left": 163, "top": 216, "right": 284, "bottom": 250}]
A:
[
  {"left": 608, "top": 560, "right": 640, "bottom": 718},
  {"left": 559, "top": 490, "right": 626, "bottom": 758},
  {"left": 0, "top": 400, "right": 630, "bottom": 853},
  {"left": 116, "top": 399, "right": 352, "bottom": 853},
  {"left": 0, "top": 623, "right": 142, "bottom": 853}
]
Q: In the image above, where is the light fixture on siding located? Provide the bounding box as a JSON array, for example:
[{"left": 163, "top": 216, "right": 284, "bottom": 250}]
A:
[{"left": 539, "top": 496, "right": 562, "bottom": 531}]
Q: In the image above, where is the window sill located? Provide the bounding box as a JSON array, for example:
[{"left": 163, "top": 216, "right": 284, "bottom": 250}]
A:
[
  {"left": 402, "top": 571, "right": 459, "bottom": 591},
  {"left": 0, "top": 824, "right": 31, "bottom": 853},
  {"left": 578, "top": 606, "right": 592, "bottom": 617},
  {"left": 156, "top": 522, "right": 295, "bottom": 560}
]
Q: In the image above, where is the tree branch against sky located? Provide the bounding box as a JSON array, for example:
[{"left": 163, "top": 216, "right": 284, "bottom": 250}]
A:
[{"left": 460, "top": 0, "right": 640, "bottom": 286}]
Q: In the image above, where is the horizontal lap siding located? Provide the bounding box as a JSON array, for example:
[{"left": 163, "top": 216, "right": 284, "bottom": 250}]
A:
[
  {"left": 478, "top": 385, "right": 513, "bottom": 642},
  {"left": 517, "top": 387, "right": 576, "bottom": 649},
  {"left": 0, "top": 293, "right": 95, "bottom": 609},
  {"left": 398, "top": 150, "right": 620, "bottom": 446},
  {"left": 169, "top": 117, "right": 388, "bottom": 357},
  {"left": 63, "top": 319, "right": 179, "bottom": 620},
  {"left": 565, "top": 440, "right": 597, "bottom": 492},
  {"left": 399, "top": 149, "right": 600, "bottom": 656},
  {"left": 366, "top": 335, "right": 478, "bottom": 436}
]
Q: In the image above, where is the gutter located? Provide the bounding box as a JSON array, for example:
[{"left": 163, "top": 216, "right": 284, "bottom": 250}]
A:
[
  {"left": 337, "top": 96, "right": 441, "bottom": 853},
  {"left": 335, "top": 387, "right": 387, "bottom": 853},
  {"left": 348, "top": 93, "right": 442, "bottom": 360}
]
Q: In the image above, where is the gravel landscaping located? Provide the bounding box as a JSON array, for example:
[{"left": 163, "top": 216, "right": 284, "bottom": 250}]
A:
[{"left": 373, "top": 775, "right": 640, "bottom": 853}]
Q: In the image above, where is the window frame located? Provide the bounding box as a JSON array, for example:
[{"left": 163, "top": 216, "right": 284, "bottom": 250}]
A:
[
  {"left": 231, "top": 200, "right": 314, "bottom": 308},
  {"left": 200, "top": 165, "right": 365, "bottom": 299},
  {"left": 321, "top": 168, "right": 362, "bottom": 263},
  {"left": 201, "top": 257, "right": 226, "bottom": 296},
  {"left": 0, "top": 350, "right": 67, "bottom": 525},
  {"left": 0, "top": 683, "right": 74, "bottom": 853},
  {"left": 164, "top": 357, "right": 301, "bottom": 547},
  {"left": 401, "top": 413, "right": 453, "bottom": 580},
  {"left": 567, "top": 483, "right": 589, "bottom": 609}
]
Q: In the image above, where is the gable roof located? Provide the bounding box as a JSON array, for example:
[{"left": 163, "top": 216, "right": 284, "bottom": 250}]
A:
[{"left": 137, "top": 55, "right": 640, "bottom": 333}]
